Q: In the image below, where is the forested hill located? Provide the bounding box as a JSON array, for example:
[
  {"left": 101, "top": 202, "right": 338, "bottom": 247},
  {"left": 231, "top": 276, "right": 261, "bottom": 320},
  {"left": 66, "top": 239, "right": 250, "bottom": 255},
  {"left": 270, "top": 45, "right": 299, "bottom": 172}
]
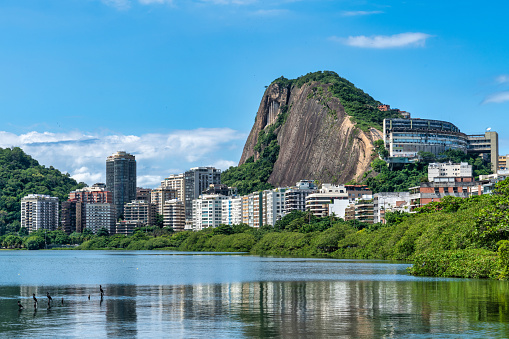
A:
[{"left": 0, "top": 147, "right": 86, "bottom": 235}]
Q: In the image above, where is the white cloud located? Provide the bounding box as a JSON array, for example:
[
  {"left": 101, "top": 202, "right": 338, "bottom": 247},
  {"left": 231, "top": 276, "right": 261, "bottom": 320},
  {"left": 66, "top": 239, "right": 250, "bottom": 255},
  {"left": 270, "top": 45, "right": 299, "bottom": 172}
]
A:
[
  {"left": 482, "top": 91, "right": 509, "bottom": 104},
  {"left": 332, "top": 32, "right": 433, "bottom": 49},
  {"left": 341, "top": 10, "right": 383, "bottom": 17},
  {"left": 496, "top": 75, "right": 509, "bottom": 84},
  {"left": 0, "top": 128, "right": 246, "bottom": 188}
]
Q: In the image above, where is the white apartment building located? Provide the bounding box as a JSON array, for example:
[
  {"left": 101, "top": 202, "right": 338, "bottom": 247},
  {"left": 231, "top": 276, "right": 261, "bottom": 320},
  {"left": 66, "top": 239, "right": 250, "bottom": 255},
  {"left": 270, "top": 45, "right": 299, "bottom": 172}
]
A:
[
  {"left": 84, "top": 203, "right": 116, "bottom": 234},
  {"left": 161, "top": 173, "right": 185, "bottom": 201},
  {"left": 163, "top": 199, "right": 186, "bottom": 232},
  {"left": 428, "top": 162, "right": 472, "bottom": 182},
  {"left": 284, "top": 180, "right": 317, "bottom": 214},
  {"left": 21, "top": 194, "right": 59, "bottom": 234},
  {"left": 221, "top": 197, "right": 243, "bottom": 225},
  {"left": 373, "top": 192, "right": 411, "bottom": 223},
  {"left": 305, "top": 184, "right": 348, "bottom": 217},
  {"left": 264, "top": 189, "right": 287, "bottom": 226},
  {"left": 192, "top": 194, "right": 227, "bottom": 231},
  {"left": 150, "top": 187, "right": 177, "bottom": 215}
]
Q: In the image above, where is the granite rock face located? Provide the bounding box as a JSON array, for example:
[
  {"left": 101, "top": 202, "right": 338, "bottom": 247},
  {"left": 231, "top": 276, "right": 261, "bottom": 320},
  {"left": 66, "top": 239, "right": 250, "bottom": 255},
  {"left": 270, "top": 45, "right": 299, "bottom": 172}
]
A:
[{"left": 239, "top": 81, "right": 382, "bottom": 187}]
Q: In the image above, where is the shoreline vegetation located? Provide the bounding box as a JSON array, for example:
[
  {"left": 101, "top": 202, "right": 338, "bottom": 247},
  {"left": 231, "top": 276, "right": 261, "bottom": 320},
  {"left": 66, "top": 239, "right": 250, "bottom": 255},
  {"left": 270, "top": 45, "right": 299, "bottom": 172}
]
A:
[{"left": 3, "top": 179, "right": 509, "bottom": 280}]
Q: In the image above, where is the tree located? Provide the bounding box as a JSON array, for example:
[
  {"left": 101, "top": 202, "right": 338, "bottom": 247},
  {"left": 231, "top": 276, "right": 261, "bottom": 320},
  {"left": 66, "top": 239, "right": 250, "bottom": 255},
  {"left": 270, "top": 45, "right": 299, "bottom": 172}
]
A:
[
  {"left": 96, "top": 228, "right": 109, "bottom": 237},
  {"left": 25, "top": 235, "right": 44, "bottom": 250},
  {"left": 155, "top": 213, "right": 164, "bottom": 228}
]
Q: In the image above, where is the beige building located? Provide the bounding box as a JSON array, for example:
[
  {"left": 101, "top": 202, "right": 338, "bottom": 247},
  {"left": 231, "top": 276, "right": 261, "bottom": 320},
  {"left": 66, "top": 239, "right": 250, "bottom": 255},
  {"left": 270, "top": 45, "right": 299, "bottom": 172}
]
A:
[
  {"left": 161, "top": 173, "right": 185, "bottom": 201},
  {"left": 151, "top": 187, "right": 178, "bottom": 215},
  {"left": 163, "top": 199, "right": 185, "bottom": 232},
  {"left": 124, "top": 200, "right": 156, "bottom": 226}
]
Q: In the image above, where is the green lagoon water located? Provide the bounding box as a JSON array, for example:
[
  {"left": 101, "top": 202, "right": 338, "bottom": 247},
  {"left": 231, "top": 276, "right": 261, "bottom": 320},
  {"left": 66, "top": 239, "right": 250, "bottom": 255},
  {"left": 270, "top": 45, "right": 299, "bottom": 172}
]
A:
[{"left": 1, "top": 251, "right": 509, "bottom": 338}]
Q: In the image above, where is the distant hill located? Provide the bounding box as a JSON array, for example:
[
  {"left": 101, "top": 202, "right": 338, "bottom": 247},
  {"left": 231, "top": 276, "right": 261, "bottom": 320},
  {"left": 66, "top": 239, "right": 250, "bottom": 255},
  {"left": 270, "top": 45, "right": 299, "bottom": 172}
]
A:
[
  {"left": 222, "top": 71, "right": 401, "bottom": 194},
  {"left": 0, "top": 147, "right": 86, "bottom": 235}
]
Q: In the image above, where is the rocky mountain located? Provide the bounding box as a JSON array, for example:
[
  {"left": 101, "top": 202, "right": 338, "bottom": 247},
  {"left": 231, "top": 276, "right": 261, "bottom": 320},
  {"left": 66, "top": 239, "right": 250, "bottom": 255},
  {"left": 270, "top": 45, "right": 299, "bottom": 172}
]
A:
[{"left": 222, "top": 71, "right": 401, "bottom": 194}]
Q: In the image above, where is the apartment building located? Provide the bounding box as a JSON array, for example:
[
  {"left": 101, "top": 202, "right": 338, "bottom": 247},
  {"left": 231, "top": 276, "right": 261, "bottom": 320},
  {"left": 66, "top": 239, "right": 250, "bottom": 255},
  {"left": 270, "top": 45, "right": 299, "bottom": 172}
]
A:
[
  {"left": 373, "top": 192, "right": 411, "bottom": 223},
  {"left": 284, "top": 180, "right": 317, "bottom": 214},
  {"left": 150, "top": 187, "right": 177, "bottom": 215},
  {"left": 69, "top": 186, "right": 112, "bottom": 204},
  {"left": 136, "top": 187, "right": 152, "bottom": 203},
  {"left": 221, "top": 197, "right": 243, "bottom": 225},
  {"left": 161, "top": 173, "right": 185, "bottom": 201},
  {"left": 428, "top": 162, "right": 472, "bottom": 182},
  {"left": 21, "top": 194, "right": 59, "bottom": 234},
  {"left": 192, "top": 194, "right": 227, "bottom": 231},
  {"left": 84, "top": 203, "right": 116, "bottom": 234},
  {"left": 185, "top": 167, "right": 222, "bottom": 222},
  {"left": 124, "top": 200, "right": 156, "bottom": 226},
  {"left": 305, "top": 184, "right": 348, "bottom": 217},
  {"left": 163, "top": 199, "right": 186, "bottom": 232}
]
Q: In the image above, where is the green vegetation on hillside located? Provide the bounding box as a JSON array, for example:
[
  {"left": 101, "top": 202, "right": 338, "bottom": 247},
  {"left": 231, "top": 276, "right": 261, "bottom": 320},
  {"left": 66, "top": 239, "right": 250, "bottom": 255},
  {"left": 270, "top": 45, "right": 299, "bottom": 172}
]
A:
[
  {"left": 272, "top": 71, "right": 402, "bottom": 131},
  {"left": 364, "top": 149, "right": 492, "bottom": 193},
  {"left": 0, "top": 147, "right": 85, "bottom": 235},
  {"left": 221, "top": 105, "right": 289, "bottom": 195}
]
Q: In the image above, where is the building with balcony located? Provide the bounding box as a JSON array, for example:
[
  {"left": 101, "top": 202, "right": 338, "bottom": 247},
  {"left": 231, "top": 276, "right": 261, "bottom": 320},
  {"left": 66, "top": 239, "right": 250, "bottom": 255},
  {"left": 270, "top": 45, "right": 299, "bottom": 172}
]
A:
[
  {"left": 163, "top": 199, "right": 186, "bottom": 232},
  {"left": 84, "top": 203, "right": 116, "bottom": 234},
  {"left": 115, "top": 220, "right": 143, "bottom": 236},
  {"left": 161, "top": 173, "right": 185, "bottom": 201},
  {"left": 192, "top": 194, "right": 227, "bottom": 231},
  {"left": 373, "top": 192, "right": 411, "bottom": 223},
  {"left": 124, "top": 200, "right": 156, "bottom": 226},
  {"left": 69, "top": 186, "right": 112, "bottom": 204},
  {"left": 136, "top": 187, "right": 152, "bottom": 203},
  {"left": 221, "top": 197, "right": 243, "bottom": 225},
  {"left": 305, "top": 184, "right": 349, "bottom": 217},
  {"left": 284, "top": 180, "right": 317, "bottom": 214},
  {"left": 150, "top": 187, "right": 177, "bottom": 216},
  {"left": 21, "top": 194, "right": 59, "bottom": 234},
  {"left": 184, "top": 167, "right": 222, "bottom": 222},
  {"left": 428, "top": 162, "right": 472, "bottom": 182}
]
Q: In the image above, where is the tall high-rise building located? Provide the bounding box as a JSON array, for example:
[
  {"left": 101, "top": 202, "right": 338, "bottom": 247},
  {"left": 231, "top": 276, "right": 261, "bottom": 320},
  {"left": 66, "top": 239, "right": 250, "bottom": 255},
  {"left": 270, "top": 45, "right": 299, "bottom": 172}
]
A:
[
  {"left": 106, "top": 151, "right": 137, "bottom": 218},
  {"left": 184, "top": 167, "right": 221, "bottom": 221},
  {"left": 21, "top": 194, "right": 59, "bottom": 234}
]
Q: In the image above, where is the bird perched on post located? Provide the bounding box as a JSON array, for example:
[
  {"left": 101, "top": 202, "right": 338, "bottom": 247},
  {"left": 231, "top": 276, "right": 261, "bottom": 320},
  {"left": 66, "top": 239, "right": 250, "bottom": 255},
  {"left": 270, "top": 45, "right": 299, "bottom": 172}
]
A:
[
  {"left": 47, "top": 292, "right": 52, "bottom": 302},
  {"left": 33, "top": 293, "right": 38, "bottom": 304},
  {"left": 100, "top": 285, "right": 104, "bottom": 297}
]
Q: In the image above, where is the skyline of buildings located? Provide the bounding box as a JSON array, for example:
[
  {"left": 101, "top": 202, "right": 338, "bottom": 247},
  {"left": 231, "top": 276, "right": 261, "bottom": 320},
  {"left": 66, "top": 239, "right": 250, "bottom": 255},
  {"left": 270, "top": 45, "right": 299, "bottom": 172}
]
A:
[{"left": 18, "top": 112, "right": 509, "bottom": 235}]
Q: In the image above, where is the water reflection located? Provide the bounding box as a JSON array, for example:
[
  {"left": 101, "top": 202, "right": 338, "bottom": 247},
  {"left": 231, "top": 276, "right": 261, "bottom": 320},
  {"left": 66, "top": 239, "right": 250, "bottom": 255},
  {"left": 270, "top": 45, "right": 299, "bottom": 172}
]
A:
[{"left": 2, "top": 279, "right": 509, "bottom": 338}]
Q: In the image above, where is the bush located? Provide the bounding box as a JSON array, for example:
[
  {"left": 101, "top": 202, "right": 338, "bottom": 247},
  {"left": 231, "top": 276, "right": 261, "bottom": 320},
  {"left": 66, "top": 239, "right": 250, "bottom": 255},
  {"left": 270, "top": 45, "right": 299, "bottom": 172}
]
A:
[{"left": 409, "top": 249, "right": 498, "bottom": 279}]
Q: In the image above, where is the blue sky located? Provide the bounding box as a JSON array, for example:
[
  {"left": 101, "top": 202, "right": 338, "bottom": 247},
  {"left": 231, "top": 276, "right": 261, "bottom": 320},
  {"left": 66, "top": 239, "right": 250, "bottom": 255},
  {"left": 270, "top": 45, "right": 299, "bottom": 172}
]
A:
[{"left": 1, "top": 0, "right": 508, "bottom": 187}]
